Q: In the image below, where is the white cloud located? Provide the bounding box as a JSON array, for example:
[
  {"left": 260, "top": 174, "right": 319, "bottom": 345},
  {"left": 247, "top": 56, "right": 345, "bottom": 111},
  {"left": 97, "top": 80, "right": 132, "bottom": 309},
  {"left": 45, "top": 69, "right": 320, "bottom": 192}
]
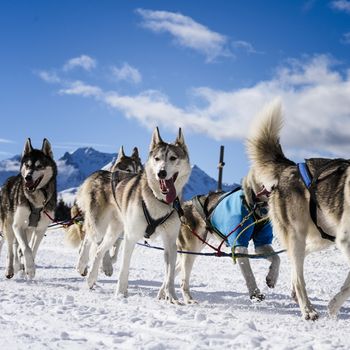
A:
[
  {"left": 63, "top": 55, "right": 97, "bottom": 72},
  {"left": 330, "top": 0, "right": 350, "bottom": 13},
  {"left": 47, "top": 54, "right": 350, "bottom": 159},
  {"left": 58, "top": 81, "right": 102, "bottom": 97},
  {"left": 0, "top": 138, "right": 14, "bottom": 144},
  {"left": 136, "top": 8, "right": 230, "bottom": 62},
  {"left": 37, "top": 70, "right": 61, "bottom": 84},
  {"left": 232, "top": 40, "right": 260, "bottom": 54},
  {"left": 111, "top": 63, "right": 142, "bottom": 84}
]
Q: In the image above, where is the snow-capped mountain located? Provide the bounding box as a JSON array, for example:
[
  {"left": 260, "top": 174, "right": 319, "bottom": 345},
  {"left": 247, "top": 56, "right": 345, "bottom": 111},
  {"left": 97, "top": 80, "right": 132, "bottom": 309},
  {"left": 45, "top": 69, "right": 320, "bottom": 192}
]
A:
[
  {"left": 57, "top": 147, "right": 116, "bottom": 191},
  {"left": 0, "top": 148, "right": 235, "bottom": 203},
  {"left": 0, "top": 155, "right": 21, "bottom": 185}
]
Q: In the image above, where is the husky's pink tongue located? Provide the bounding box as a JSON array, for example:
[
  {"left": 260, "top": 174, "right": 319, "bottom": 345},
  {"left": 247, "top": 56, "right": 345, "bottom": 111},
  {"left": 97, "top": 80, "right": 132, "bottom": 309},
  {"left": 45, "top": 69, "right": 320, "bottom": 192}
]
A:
[{"left": 160, "top": 178, "right": 177, "bottom": 204}]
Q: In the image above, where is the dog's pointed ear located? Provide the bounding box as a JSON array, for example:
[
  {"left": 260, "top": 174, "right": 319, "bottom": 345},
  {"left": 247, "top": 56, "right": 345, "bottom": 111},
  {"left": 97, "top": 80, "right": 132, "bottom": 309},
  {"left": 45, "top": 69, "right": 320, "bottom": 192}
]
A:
[
  {"left": 116, "top": 145, "right": 125, "bottom": 163},
  {"left": 42, "top": 138, "right": 54, "bottom": 159},
  {"left": 149, "top": 127, "right": 163, "bottom": 152},
  {"left": 131, "top": 147, "right": 139, "bottom": 159},
  {"left": 175, "top": 128, "right": 188, "bottom": 153},
  {"left": 22, "top": 138, "right": 33, "bottom": 157}
]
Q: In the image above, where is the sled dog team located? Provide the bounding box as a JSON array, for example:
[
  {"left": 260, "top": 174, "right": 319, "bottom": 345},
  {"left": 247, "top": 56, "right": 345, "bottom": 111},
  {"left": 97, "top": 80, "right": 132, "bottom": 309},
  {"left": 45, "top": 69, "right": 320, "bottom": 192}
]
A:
[{"left": 1, "top": 100, "right": 350, "bottom": 320}]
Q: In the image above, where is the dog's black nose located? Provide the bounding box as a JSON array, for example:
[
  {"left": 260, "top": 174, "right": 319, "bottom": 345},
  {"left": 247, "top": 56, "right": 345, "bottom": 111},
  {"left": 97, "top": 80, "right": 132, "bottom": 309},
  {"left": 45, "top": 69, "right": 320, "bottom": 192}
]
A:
[
  {"left": 25, "top": 174, "right": 32, "bottom": 182},
  {"left": 158, "top": 170, "right": 167, "bottom": 179}
]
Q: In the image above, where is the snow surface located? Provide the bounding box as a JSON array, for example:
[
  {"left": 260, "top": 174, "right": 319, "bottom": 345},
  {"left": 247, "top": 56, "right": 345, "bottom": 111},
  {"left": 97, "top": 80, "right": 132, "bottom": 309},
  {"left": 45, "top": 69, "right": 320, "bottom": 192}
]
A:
[{"left": 1, "top": 229, "right": 350, "bottom": 349}]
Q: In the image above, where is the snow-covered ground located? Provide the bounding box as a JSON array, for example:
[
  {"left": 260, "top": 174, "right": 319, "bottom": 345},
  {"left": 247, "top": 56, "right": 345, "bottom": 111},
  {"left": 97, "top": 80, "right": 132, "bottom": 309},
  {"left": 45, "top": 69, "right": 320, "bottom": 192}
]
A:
[{"left": 1, "top": 229, "right": 350, "bottom": 350}]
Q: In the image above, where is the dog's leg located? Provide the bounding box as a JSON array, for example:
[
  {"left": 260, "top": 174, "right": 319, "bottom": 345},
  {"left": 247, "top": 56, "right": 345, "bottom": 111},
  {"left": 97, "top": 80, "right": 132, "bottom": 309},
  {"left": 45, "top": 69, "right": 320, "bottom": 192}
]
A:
[
  {"left": 30, "top": 230, "right": 45, "bottom": 260},
  {"left": 235, "top": 246, "right": 265, "bottom": 301},
  {"left": 116, "top": 233, "right": 137, "bottom": 298},
  {"left": 87, "top": 231, "right": 118, "bottom": 288},
  {"left": 4, "top": 227, "right": 15, "bottom": 279},
  {"left": 13, "top": 240, "right": 23, "bottom": 274},
  {"left": 328, "top": 271, "right": 350, "bottom": 317},
  {"left": 255, "top": 244, "right": 280, "bottom": 288},
  {"left": 110, "top": 238, "right": 122, "bottom": 264},
  {"left": 328, "top": 229, "right": 350, "bottom": 317},
  {"left": 0, "top": 233, "right": 4, "bottom": 258},
  {"left": 77, "top": 236, "right": 91, "bottom": 277},
  {"left": 158, "top": 229, "right": 179, "bottom": 304},
  {"left": 12, "top": 217, "right": 35, "bottom": 279},
  {"left": 101, "top": 251, "right": 113, "bottom": 277},
  {"left": 177, "top": 252, "right": 198, "bottom": 304},
  {"left": 288, "top": 235, "right": 318, "bottom": 320}
]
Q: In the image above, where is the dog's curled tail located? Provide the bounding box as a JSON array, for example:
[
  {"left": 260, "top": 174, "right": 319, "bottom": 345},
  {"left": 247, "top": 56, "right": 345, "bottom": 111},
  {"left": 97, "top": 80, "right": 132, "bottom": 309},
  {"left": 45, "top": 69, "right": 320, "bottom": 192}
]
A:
[{"left": 246, "top": 99, "right": 293, "bottom": 189}]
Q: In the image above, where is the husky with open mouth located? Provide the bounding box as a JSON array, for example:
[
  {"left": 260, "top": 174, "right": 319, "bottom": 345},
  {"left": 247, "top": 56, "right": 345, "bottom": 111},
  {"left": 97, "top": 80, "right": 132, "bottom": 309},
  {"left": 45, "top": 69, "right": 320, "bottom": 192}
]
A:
[
  {"left": 0, "top": 138, "right": 57, "bottom": 279},
  {"left": 77, "top": 128, "right": 191, "bottom": 302}
]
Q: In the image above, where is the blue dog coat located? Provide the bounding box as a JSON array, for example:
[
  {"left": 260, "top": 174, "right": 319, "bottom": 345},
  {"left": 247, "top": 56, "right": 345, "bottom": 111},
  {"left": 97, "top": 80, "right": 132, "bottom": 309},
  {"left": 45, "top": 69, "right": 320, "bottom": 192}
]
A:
[{"left": 210, "top": 189, "right": 272, "bottom": 248}]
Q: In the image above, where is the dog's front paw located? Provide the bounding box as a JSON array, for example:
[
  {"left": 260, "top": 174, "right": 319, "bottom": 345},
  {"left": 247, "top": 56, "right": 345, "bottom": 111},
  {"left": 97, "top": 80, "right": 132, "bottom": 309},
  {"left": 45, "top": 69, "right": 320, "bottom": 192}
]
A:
[
  {"left": 303, "top": 306, "right": 319, "bottom": 321},
  {"left": 102, "top": 264, "right": 113, "bottom": 277},
  {"left": 158, "top": 288, "right": 181, "bottom": 304},
  {"left": 77, "top": 262, "right": 88, "bottom": 277},
  {"left": 183, "top": 292, "right": 198, "bottom": 305},
  {"left": 25, "top": 260, "right": 36, "bottom": 279},
  {"left": 86, "top": 273, "right": 97, "bottom": 289},
  {"left": 250, "top": 289, "right": 265, "bottom": 302},
  {"left": 5, "top": 270, "right": 14, "bottom": 279},
  {"left": 25, "top": 267, "right": 35, "bottom": 279},
  {"left": 266, "top": 272, "right": 279, "bottom": 288}
]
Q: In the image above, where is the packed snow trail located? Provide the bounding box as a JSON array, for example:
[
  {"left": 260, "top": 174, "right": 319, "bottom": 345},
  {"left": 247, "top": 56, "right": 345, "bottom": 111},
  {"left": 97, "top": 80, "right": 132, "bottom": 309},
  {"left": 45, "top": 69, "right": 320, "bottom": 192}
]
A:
[{"left": 0, "top": 229, "right": 350, "bottom": 349}]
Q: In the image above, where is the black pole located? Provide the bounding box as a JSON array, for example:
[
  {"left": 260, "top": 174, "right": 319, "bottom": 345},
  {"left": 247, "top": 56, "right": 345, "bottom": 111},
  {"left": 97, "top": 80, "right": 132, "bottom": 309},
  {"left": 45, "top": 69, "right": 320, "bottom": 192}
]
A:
[{"left": 217, "top": 145, "right": 225, "bottom": 191}]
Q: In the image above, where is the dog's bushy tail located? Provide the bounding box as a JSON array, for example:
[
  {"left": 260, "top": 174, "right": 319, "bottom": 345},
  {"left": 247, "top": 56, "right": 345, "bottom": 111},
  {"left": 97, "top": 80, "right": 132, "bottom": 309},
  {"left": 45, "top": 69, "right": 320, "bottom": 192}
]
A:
[
  {"left": 246, "top": 99, "right": 293, "bottom": 189},
  {"left": 64, "top": 204, "right": 85, "bottom": 248},
  {"left": 64, "top": 223, "right": 84, "bottom": 248}
]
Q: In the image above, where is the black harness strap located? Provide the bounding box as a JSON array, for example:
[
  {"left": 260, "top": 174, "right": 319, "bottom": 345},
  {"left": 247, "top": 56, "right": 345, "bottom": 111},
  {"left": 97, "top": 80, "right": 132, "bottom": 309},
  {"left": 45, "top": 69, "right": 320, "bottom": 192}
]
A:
[
  {"left": 28, "top": 188, "right": 48, "bottom": 228},
  {"left": 142, "top": 196, "right": 186, "bottom": 239},
  {"left": 298, "top": 159, "right": 350, "bottom": 243},
  {"left": 142, "top": 200, "right": 174, "bottom": 239}
]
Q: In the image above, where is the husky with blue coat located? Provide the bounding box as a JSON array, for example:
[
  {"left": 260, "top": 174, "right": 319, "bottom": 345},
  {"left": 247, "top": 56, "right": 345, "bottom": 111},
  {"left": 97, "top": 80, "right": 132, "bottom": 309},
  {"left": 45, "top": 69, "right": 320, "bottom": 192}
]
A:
[{"left": 176, "top": 168, "right": 280, "bottom": 303}]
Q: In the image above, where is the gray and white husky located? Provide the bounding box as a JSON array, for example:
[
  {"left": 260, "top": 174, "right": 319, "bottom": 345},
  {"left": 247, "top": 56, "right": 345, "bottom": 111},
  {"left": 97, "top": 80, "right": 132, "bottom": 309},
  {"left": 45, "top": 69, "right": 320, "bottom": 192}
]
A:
[
  {"left": 65, "top": 146, "right": 143, "bottom": 249},
  {"left": 77, "top": 128, "right": 191, "bottom": 302},
  {"left": 176, "top": 168, "right": 280, "bottom": 304},
  {"left": 247, "top": 100, "right": 350, "bottom": 320},
  {"left": 0, "top": 138, "right": 57, "bottom": 279}
]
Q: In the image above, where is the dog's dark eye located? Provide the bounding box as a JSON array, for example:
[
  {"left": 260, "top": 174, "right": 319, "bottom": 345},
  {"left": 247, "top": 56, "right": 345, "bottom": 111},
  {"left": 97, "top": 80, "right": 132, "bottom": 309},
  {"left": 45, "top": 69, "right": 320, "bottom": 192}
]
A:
[
  {"left": 169, "top": 156, "right": 177, "bottom": 161},
  {"left": 36, "top": 164, "right": 44, "bottom": 169},
  {"left": 154, "top": 157, "right": 160, "bottom": 161}
]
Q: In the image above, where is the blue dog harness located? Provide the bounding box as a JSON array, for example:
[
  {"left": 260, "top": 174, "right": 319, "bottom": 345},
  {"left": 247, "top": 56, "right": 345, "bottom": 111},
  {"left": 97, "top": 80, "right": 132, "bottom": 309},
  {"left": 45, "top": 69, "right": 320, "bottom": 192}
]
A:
[
  {"left": 297, "top": 163, "right": 312, "bottom": 188},
  {"left": 210, "top": 189, "right": 272, "bottom": 248}
]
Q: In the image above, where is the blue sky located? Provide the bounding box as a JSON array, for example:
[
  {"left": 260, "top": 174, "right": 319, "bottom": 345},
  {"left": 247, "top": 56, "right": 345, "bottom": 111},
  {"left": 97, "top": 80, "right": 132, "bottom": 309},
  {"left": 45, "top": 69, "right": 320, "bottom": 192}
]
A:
[{"left": 1, "top": 0, "right": 350, "bottom": 183}]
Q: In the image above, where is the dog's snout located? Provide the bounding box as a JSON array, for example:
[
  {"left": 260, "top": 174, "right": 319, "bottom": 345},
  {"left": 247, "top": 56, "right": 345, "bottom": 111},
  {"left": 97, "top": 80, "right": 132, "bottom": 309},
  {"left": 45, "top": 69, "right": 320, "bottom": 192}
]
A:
[
  {"left": 158, "top": 170, "right": 167, "bottom": 179},
  {"left": 25, "top": 174, "right": 33, "bottom": 182}
]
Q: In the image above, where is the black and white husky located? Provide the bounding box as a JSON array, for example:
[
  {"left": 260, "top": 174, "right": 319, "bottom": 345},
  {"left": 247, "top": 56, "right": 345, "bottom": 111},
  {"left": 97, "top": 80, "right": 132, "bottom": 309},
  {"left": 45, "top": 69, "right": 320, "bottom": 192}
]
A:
[
  {"left": 0, "top": 138, "right": 57, "bottom": 279},
  {"left": 247, "top": 100, "right": 350, "bottom": 320},
  {"left": 77, "top": 128, "right": 191, "bottom": 302}
]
